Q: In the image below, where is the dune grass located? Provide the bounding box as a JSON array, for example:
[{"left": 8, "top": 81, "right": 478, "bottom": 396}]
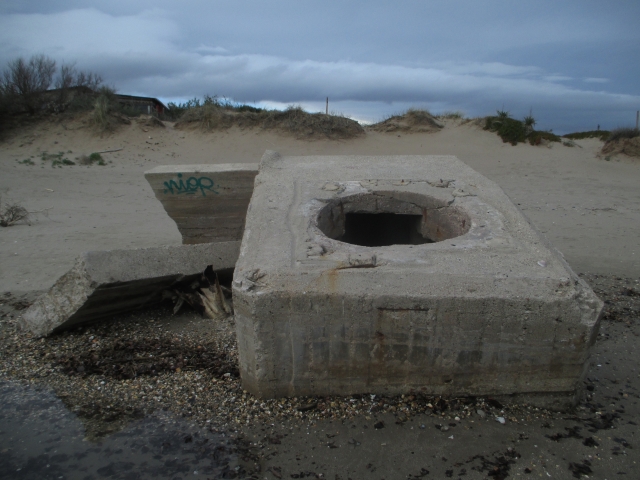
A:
[
  {"left": 563, "top": 130, "right": 610, "bottom": 141},
  {"left": 368, "top": 109, "right": 443, "bottom": 133},
  {"left": 175, "top": 100, "right": 364, "bottom": 140},
  {"left": 436, "top": 111, "right": 466, "bottom": 120},
  {"left": 606, "top": 127, "right": 639, "bottom": 143},
  {"left": 92, "top": 87, "right": 119, "bottom": 132}
]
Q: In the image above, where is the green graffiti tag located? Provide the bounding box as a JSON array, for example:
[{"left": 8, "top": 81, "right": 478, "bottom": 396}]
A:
[{"left": 163, "top": 174, "right": 219, "bottom": 197}]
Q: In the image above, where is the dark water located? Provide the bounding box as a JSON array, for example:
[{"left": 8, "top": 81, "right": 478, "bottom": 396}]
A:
[{"left": 0, "top": 381, "right": 246, "bottom": 480}]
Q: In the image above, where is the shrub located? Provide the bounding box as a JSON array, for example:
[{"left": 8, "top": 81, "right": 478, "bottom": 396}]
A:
[
  {"left": 2, "top": 54, "right": 56, "bottom": 115},
  {"left": 523, "top": 114, "right": 536, "bottom": 128},
  {"left": 0, "top": 197, "right": 29, "bottom": 227},
  {"left": 484, "top": 114, "right": 527, "bottom": 145}
]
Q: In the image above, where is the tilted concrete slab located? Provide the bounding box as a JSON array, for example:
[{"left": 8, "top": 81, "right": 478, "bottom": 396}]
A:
[
  {"left": 145, "top": 164, "right": 258, "bottom": 244},
  {"left": 233, "top": 151, "right": 603, "bottom": 407},
  {"left": 21, "top": 241, "right": 240, "bottom": 336}
]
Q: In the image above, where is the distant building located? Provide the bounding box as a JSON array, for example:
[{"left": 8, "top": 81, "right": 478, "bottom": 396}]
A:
[
  {"left": 115, "top": 94, "right": 167, "bottom": 116},
  {"left": 43, "top": 87, "right": 168, "bottom": 117}
]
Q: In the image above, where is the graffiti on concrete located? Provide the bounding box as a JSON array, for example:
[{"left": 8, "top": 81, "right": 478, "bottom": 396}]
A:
[{"left": 163, "top": 174, "right": 219, "bottom": 197}]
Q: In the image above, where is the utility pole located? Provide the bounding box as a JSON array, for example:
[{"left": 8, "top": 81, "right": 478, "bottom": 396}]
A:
[
  {"left": 636, "top": 110, "right": 639, "bottom": 131},
  {"left": 326, "top": 97, "right": 328, "bottom": 115}
]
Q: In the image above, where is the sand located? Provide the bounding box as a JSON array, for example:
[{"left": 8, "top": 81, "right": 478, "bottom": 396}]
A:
[
  {"left": 1, "top": 116, "right": 638, "bottom": 294},
  {"left": 1, "top": 115, "right": 640, "bottom": 478}
]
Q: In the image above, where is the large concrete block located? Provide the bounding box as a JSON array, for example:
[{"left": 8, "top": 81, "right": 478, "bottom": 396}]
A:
[
  {"left": 145, "top": 164, "right": 258, "bottom": 244},
  {"left": 233, "top": 151, "right": 603, "bottom": 406},
  {"left": 21, "top": 241, "right": 240, "bottom": 336}
]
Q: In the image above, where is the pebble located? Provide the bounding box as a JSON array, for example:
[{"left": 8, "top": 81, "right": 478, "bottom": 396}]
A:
[{"left": 2, "top": 284, "right": 625, "bottom": 437}]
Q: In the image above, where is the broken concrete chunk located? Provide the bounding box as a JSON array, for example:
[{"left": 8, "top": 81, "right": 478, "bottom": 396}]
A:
[
  {"left": 145, "top": 164, "right": 258, "bottom": 244},
  {"left": 233, "top": 153, "right": 603, "bottom": 406},
  {"left": 21, "top": 241, "right": 241, "bottom": 336}
]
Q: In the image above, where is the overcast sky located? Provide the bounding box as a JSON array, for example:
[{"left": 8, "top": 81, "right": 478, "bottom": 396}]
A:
[{"left": 1, "top": 1, "right": 639, "bottom": 132}]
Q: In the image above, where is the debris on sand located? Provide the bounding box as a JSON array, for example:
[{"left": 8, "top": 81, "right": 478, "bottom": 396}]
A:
[
  {"left": 21, "top": 242, "right": 240, "bottom": 336},
  {"left": 164, "top": 269, "right": 233, "bottom": 320}
]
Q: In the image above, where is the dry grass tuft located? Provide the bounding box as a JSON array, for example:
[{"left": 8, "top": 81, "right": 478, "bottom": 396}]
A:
[
  {"left": 606, "top": 127, "right": 639, "bottom": 143},
  {"left": 91, "top": 87, "right": 130, "bottom": 132},
  {"left": 0, "top": 197, "right": 29, "bottom": 227},
  {"left": 367, "top": 109, "right": 443, "bottom": 133},
  {"left": 601, "top": 128, "right": 640, "bottom": 158}
]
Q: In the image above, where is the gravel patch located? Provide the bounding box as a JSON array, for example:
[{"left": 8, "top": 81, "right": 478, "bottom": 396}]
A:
[{"left": 1, "top": 273, "right": 638, "bottom": 442}]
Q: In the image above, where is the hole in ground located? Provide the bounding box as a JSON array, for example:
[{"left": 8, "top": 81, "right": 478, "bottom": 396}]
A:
[
  {"left": 316, "top": 192, "right": 470, "bottom": 247},
  {"left": 338, "top": 213, "right": 429, "bottom": 247}
]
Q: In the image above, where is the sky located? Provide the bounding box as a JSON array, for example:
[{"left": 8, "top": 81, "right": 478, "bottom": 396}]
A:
[{"left": 1, "top": 1, "right": 639, "bottom": 133}]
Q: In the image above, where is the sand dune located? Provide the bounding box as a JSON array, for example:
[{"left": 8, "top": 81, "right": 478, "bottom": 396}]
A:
[{"left": 1, "top": 116, "right": 638, "bottom": 292}]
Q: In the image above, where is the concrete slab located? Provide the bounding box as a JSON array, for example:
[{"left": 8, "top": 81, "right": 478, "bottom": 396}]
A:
[
  {"left": 145, "top": 164, "right": 258, "bottom": 244},
  {"left": 21, "top": 241, "right": 240, "bottom": 336},
  {"left": 233, "top": 151, "right": 603, "bottom": 406}
]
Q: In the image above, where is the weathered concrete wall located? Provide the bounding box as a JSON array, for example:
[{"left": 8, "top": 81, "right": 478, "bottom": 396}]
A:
[
  {"left": 233, "top": 152, "right": 603, "bottom": 407},
  {"left": 21, "top": 241, "right": 240, "bottom": 336},
  {"left": 145, "top": 164, "right": 258, "bottom": 244}
]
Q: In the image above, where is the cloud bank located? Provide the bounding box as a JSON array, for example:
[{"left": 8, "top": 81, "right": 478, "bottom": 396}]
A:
[{"left": 1, "top": 4, "right": 638, "bottom": 133}]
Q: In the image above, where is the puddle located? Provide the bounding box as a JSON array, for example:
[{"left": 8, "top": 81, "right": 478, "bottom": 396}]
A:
[{"left": 0, "top": 381, "right": 252, "bottom": 480}]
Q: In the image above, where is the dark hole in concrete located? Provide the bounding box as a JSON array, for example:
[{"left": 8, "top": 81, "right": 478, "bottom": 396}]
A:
[
  {"left": 316, "top": 192, "right": 470, "bottom": 246},
  {"left": 338, "top": 213, "right": 430, "bottom": 247}
]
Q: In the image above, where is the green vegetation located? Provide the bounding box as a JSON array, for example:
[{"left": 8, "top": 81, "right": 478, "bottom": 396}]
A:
[
  {"left": 484, "top": 110, "right": 561, "bottom": 146},
  {"left": 52, "top": 158, "right": 75, "bottom": 167},
  {"left": 16, "top": 158, "right": 35, "bottom": 165},
  {"left": 37, "top": 151, "right": 75, "bottom": 167},
  {"left": 563, "top": 130, "right": 610, "bottom": 141}
]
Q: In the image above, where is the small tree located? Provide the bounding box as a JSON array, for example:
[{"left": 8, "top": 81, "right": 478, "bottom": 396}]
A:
[
  {"left": 54, "top": 62, "right": 102, "bottom": 111},
  {"left": 3, "top": 54, "right": 56, "bottom": 114}
]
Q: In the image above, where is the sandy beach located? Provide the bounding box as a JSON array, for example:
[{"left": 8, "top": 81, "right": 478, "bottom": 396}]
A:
[
  {"left": 1, "top": 116, "right": 638, "bottom": 294},
  {"left": 1, "top": 116, "right": 639, "bottom": 479}
]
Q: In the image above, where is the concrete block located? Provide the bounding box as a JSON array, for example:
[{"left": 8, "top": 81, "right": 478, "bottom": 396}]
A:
[
  {"left": 233, "top": 151, "right": 603, "bottom": 406},
  {"left": 145, "top": 164, "right": 258, "bottom": 244},
  {"left": 21, "top": 241, "right": 241, "bottom": 336}
]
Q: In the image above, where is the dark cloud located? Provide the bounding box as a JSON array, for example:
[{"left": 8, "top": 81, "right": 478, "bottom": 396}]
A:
[{"left": 1, "top": 2, "right": 638, "bottom": 133}]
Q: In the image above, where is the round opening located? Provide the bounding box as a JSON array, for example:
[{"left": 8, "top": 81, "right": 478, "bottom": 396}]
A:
[{"left": 316, "top": 192, "right": 470, "bottom": 247}]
